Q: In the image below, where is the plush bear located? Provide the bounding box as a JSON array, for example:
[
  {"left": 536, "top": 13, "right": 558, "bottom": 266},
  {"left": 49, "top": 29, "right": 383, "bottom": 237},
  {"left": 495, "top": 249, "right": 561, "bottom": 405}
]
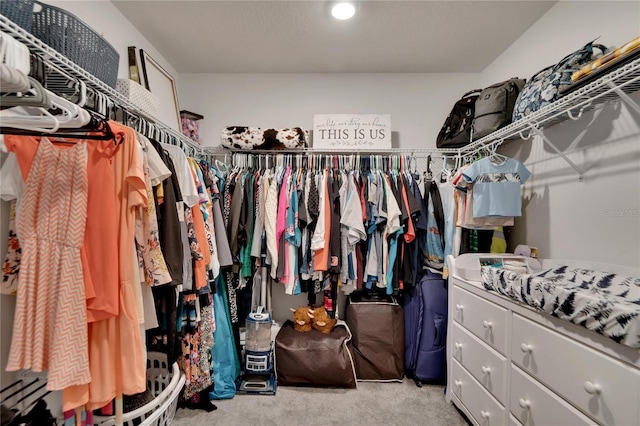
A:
[
  {"left": 309, "top": 307, "right": 337, "bottom": 334},
  {"left": 289, "top": 306, "right": 313, "bottom": 332}
]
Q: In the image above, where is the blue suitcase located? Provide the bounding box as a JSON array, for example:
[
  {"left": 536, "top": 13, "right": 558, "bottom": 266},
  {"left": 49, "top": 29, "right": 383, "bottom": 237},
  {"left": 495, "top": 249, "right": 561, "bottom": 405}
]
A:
[{"left": 402, "top": 270, "right": 448, "bottom": 385}]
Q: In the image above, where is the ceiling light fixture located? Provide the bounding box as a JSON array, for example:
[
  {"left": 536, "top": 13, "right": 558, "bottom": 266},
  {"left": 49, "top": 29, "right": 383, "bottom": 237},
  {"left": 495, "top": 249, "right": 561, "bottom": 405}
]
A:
[{"left": 331, "top": 2, "right": 356, "bottom": 20}]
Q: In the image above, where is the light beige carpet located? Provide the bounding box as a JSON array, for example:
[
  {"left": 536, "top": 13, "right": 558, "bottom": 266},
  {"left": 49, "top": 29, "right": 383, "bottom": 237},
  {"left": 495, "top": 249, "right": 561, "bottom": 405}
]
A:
[{"left": 172, "top": 380, "right": 469, "bottom": 426}]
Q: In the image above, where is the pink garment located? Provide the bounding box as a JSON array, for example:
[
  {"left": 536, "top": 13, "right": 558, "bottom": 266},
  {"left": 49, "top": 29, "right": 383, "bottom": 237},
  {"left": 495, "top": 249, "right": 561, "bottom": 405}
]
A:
[
  {"left": 275, "top": 167, "right": 290, "bottom": 260},
  {"left": 6, "top": 139, "right": 90, "bottom": 390}
]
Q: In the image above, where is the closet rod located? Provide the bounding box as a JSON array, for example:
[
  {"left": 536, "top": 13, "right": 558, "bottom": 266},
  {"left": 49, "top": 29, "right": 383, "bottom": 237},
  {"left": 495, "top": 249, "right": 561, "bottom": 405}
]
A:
[
  {"left": 0, "top": 16, "right": 201, "bottom": 156},
  {"left": 205, "top": 147, "right": 460, "bottom": 157}
]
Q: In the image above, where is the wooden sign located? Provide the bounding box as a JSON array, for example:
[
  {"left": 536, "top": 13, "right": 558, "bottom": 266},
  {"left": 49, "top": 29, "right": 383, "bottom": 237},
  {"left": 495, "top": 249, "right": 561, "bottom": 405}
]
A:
[{"left": 313, "top": 114, "right": 391, "bottom": 149}]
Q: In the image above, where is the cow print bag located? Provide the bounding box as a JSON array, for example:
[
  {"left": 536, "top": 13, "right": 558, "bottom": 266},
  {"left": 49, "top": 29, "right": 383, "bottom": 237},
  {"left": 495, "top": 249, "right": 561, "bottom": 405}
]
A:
[{"left": 221, "top": 127, "right": 309, "bottom": 150}]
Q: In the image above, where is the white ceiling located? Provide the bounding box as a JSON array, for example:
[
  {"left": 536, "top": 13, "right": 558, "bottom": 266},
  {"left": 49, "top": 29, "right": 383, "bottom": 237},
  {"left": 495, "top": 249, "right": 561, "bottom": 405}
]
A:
[{"left": 113, "top": 0, "right": 557, "bottom": 73}]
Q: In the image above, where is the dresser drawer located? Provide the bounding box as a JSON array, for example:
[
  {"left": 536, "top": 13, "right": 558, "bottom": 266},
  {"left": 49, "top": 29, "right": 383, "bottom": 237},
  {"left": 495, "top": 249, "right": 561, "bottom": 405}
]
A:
[
  {"left": 509, "top": 414, "right": 524, "bottom": 426},
  {"left": 510, "top": 365, "right": 596, "bottom": 426},
  {"left": 512, "top": 313, "right": 640, "bottom": 426},
  {"left": 452, "top": 286, "right": 509, "bottom": 355},
  {"left": 451, "top": 321, "right": 508, "bottom": 404},
  {"left": 451, "top": 359, "right": 506, "bottom": 426}
]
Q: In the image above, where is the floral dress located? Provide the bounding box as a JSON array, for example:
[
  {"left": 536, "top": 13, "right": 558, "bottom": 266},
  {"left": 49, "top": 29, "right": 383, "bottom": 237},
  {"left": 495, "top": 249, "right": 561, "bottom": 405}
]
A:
[
  {"left": 178, "top": 294, "right": 214, "bottom": 400},
  {"left": 2, "top": 200, "right": 21, "bottom": 295},
  {"left": 135, "top": 144, "right": 172, "bottom": 286}
]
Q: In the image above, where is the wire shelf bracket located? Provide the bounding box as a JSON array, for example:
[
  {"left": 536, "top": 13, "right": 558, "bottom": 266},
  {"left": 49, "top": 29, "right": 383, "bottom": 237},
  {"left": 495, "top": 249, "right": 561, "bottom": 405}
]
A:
[
  {"left": 607, "top": 81, "right": 640, "bottom": 115},
  {"left": 528, "top": 124, "right": 585, "bottom": 181}
]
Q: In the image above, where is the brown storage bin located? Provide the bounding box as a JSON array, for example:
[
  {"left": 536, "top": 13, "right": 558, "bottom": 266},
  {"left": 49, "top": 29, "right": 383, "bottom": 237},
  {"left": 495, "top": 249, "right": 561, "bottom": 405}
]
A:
[
  {"left": 346, "top": 297, "right": 405, "bottom": 381},
  {"left": 274, "top": 320, "right": 356, "bottom": 388}
]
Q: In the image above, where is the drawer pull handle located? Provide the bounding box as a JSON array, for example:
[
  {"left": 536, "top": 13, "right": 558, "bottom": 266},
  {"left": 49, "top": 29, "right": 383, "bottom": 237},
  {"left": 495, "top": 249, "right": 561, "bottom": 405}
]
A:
[
  {"left": 481, "top": 366, "right": 491, "bottom": 374},
  {"left": 520, "top": 343, "right": 533, "bottom": 353},
  {"left": 584, "top": 381, "right": 602, "bottom": 395},
  {"left": 455, "top": 304, "right": 464, "bottom": 311},
  {"left": 454, "top": 380, "right": 462, "bottom": 387},
  {"left": 480, "top": 410, "right": 490, "bottom": 419},
  {"left": 483, "top": 320, "right": 493, "bottom": 329},
  {"left": 454, "top": 342, "right": 462, "bottom": 350},
  {"left": 518, "top": 398, "right": 531, "bottom": 409}
]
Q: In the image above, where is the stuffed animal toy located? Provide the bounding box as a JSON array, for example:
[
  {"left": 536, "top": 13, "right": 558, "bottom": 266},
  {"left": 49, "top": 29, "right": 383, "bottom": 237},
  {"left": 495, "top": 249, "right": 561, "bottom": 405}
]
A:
[
  {"left": 289, "top": 306, "right": 313, "bottom": 332},
  {"left": 309, "top": 307, "right": 337, "bottom": 334}
]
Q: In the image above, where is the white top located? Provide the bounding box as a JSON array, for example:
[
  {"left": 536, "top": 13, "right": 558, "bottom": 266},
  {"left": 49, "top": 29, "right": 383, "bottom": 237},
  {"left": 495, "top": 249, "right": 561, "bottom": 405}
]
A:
[
  {"left": 160, "top": 142, "right": 199, "bottom": 207},
  {"left": 0, "top": 151, "right": 23, "bottom": 202},
  {"left": 310, "top": 171, "right": 327, "bottom": 252},
  {"left": 1, "top": 152, "right": 24, "bottom": 235},
  {"left": 264, "top": 171, "right": 279, "bottom": 277},
  {"left": 136, "top": 133, "right": 171, "bottom": 186}
]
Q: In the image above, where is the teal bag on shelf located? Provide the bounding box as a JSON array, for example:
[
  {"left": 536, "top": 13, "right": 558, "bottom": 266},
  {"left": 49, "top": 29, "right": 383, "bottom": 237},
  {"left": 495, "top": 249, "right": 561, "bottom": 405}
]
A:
[{"left": 513, "top": 41, "right": 608, "bottom": 121}]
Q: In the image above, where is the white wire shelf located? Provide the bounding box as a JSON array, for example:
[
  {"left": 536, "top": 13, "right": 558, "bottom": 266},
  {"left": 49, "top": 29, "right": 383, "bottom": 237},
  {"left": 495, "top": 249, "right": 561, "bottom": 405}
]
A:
[
  {"left": 3, "top": 10, "right": 639, "bottom": 171},
  {"left": 208, "top": 55, "right": 640, "bottom": 175},
  {"left": 0, "top": 14, "right": 202, "bottom": 154},
  {"left": 460, "top": 55, "right": 640, "bottom": 155}
]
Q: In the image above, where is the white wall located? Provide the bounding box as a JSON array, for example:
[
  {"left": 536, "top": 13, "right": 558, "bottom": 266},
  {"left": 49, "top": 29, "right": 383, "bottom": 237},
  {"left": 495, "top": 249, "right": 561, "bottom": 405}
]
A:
[
  {"left": 179, "top": 72, "right": 481, "bottom": 321},
  {"left": 480, "top": 0, "right": 640, "bottom": 268},
  {"left": 178, "top": 73, "right": 481, "bottom": 149}
]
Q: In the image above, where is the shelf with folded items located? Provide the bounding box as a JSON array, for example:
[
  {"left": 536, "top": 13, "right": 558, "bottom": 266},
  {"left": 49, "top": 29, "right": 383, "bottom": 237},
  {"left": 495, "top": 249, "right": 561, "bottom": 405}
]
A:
[
  {"left": 460, "top": 55, "right": 640, "bottom": 157},
  {"left": 0, "top": 14, "right": 201, "bottom": 155}
]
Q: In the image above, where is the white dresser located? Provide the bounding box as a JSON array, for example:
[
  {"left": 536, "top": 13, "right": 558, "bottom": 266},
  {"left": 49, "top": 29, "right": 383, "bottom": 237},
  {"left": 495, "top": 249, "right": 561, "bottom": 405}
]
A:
[{"left": 446, "top": 255, "right": 640, "bottom": 426}]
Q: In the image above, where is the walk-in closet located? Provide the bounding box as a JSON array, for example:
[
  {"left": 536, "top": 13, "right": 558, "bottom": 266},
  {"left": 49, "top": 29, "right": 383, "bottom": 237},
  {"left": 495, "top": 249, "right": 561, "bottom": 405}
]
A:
[{"left": 1, "top": 1, "right": 639, "bottom": 425}]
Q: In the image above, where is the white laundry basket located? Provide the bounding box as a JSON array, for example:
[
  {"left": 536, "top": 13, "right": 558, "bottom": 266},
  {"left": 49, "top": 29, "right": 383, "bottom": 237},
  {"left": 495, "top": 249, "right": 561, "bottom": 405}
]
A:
[{"left": 95, "top": 352, "right": 185, "bottom": 426}]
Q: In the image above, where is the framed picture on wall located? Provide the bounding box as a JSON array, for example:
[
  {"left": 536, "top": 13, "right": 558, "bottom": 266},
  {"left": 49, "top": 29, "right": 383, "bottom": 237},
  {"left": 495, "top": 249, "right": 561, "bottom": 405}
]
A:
[{"left": 140, "top": 49, "right": 181, "bottom": 131}]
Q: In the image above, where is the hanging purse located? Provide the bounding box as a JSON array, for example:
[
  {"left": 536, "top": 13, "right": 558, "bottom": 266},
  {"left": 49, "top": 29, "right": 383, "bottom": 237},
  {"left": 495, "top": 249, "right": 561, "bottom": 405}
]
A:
[{"left": 512, "top": 40, "right": 608, "bottom": 122}]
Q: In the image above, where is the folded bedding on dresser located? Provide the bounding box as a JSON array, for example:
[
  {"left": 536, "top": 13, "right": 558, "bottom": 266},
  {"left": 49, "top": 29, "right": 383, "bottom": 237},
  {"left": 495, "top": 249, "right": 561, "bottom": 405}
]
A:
[{"left": 481, "top": 265, "right": 640, "bottom": 348}]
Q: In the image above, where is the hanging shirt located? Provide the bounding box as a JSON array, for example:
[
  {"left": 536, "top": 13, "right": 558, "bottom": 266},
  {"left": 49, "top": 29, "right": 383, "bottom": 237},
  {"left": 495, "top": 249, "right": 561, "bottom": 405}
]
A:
[
  {"left": 424, "top": 180, "right": 445, "bottom": 271},
  {"left": 284, "top": 178, "right": 302, "bottom": 295},
  {"left": 382, "top": 173, "right": 403, "bottom": 293},
  {"left": 134, "top": 136, "right": 172, "bottom": 288},
  {"left": 340, "top": 172, "right": 366, "bottom": 292},
  {"left": 462, "top": 157, "right": 531, "bottom": 217},
  {"left": 160, "top": 143, "right": 199, "bottom": 208},
  {"left": 0, "top": 152, "right": 24, "bottom": 221},
  {"left": 265, "top": 172, "right": 279, "bottom": 278},
  {"left": 150, "top": 141, "right": 184, "bottom": 287},
  {"left": 211, "top": 179, "right": 233, "bottom": 268},
  {"left": 1, "top": 153, "right": 24, "bottom": 296},
  {"left": 311, "top": 170, "right": 329, "bottom": 272},
  {"left": 276, "top": 168, "right": 290, "bottom": 253},
  {"left": 143, "top": 135, "right": 171, "bottom": 187},
  {"left": 438, "top": 180, "right": 456, "bottom": 278},
  {"left": 228, "top": 171, "right": 246, "bottom": 273},
  {"left": 250, "top": 171, "right": 266, "bottom": 258},
  {"left": 191, "top": 158, "right": 220, "bottom": 280},
  {"left": 410, "top": 173, "right": 427, "bottom": 287}
]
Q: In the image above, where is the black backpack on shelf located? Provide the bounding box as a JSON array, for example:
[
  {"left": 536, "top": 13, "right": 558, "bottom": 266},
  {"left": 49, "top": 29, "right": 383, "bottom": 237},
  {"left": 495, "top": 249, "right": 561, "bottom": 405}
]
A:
[
  {"left": 436, "top": 89, "right": 482, "bottom": 149},
  {"left": 472, "top": 77, "right": 526, "bottom": 140}
]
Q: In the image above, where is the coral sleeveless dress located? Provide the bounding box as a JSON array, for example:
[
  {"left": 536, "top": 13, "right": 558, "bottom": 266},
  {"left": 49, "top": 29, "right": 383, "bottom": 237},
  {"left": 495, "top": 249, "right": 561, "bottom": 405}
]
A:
[{"left": 6, "top": 139, "right": 91, "bottom": 390}]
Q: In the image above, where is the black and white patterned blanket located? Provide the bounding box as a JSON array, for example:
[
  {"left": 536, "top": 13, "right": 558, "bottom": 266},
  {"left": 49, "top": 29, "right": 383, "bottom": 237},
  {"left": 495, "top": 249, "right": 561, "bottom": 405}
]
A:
[{"left": 481, "top": 265, "right": 640, "bottom": 348}]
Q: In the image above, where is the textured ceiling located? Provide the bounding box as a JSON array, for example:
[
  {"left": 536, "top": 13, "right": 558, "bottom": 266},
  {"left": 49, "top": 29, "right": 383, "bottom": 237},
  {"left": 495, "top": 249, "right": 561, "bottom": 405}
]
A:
[{"left": 113, "top": 0, "right": 557, "bottom": 73}]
